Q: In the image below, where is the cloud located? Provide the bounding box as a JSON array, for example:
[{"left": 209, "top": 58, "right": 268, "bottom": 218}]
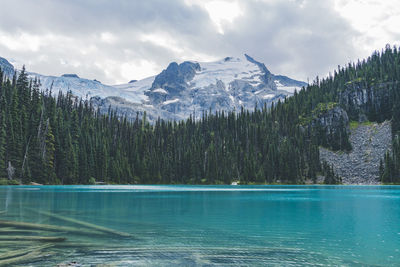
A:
[
  {"left": 334, "top": 0, "right": 400, "bottom": 54},
  {"left": 0, "top": 0, "right": 397, "bottom": 84},
  {"left": 219, "top": 0, "right": 360, "bottom": 80}
]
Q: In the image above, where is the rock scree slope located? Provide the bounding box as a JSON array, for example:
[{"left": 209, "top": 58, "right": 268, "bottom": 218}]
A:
[{"left": 319, "top": 121, "right": 392, "bottom": 184}]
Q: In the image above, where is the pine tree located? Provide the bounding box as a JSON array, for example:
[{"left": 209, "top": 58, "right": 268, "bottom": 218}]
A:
[
  {"left": 392, "top": 90, "right": 400, "bottom": 136},
  {"left": 0, "top": 110, "right": 6, "bottom": 178},
  {"left": 44, "top": 121, "right": 57, "bottom": 184}
]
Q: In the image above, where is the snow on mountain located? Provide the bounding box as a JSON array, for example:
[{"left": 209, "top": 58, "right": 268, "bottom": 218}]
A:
[
  {"left": 274, "top": 75, "right": 307, "bottom": 93},
  {"left": 192, "top": 55, "right": 264, "bottom": 88},
  {"left": 112, "top": 76, "right": 154, "bottom": 104},
  {"left": 128, "top": 54, "right": 307, "bottom": 121},
  {"left": 0, "top": 56, "right": 15, "bottom": 78},
  {"left": 28, "top": 72, "right": 138, "bottom": 101},
  {"left": 1, "top": 54, "right": 307, "bottom": 122}
]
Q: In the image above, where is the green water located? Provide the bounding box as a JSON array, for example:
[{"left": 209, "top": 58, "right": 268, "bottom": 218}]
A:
[{"left": 0, "top": 185, "right": 399, "bottom": 266}]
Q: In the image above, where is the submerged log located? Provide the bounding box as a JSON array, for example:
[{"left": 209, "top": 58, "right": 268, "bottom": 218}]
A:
[
  {"left": 0, "top": 227, "right": 57, "bottom": 234},
  {"left": 0, "top": 241, "right": 99, "bottom": 249},
  {"left": 0, "top": 243, "right": 53, "bottom": 260},
  {"left": 0, "top": 220, "right": 102, "bottom": 236},
  {"left": 0, "top": 227, "right": 14, "bottom": 231},
  {"left": 0, "top": 235, "right": 66, "bottom": 242},
  {"left": 53, "top": 242, "right": 105, "bottom": 248},
  {"left": 33, "top": 210, "right": 132, "bottom": 238},
  {"left": 0, "top": 241, "right": 38, "bottom": 247},
  {"left": 0, "top": 250, "right": 42, "bottom": 266}
]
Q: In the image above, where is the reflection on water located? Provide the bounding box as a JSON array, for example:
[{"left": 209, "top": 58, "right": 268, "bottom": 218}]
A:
[
  {"left": 4, "top": 187, "right": 12, "bottom": 212},
  {"left": 0, "top": 185, "right": 399, "bottom": 266}
]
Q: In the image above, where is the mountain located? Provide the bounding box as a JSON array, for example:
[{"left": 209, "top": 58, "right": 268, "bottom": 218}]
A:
[
  {"left": 2, "top": 55, "right": 306, "bottom": 122},
  {"left": 0, "top": 57, "right": 15, "bottom": 78},
  {"left": 128, "top": 54, "right": 306, "bottom": 121}
]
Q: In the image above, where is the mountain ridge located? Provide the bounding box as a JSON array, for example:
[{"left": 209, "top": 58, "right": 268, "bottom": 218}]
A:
[{"left": 0, "top": 54, "right": 307, "bottom": 122}]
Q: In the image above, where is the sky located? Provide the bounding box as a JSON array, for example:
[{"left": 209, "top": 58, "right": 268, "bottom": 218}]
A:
[{"left": 0, "top": 0, "right": 399, "bottom": 85}]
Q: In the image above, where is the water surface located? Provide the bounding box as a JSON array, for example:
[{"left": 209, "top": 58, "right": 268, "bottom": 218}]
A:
[{"left": 0, "top": 185, "right": 399, "bottom": 266}]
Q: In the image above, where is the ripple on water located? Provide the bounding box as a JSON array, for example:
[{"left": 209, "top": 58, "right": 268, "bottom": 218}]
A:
[{"left": 0, "top": 185, "right": 399, "bottom": 266}]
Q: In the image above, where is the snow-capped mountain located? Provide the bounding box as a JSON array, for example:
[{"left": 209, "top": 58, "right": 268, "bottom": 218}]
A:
[
  {"left": 0, "top": 55, "right": 307, "bottom": 122},
  {"left": 103, "top": 54, "right": 306, "bottom": 121}
]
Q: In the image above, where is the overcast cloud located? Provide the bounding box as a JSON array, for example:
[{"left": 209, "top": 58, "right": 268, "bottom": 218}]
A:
[{"left": 0, "top": 0, "right": 399, "bottom": 84}]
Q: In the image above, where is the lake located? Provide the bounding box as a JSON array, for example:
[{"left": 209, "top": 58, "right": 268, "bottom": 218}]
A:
[{"left": 0, "top": 185, "right": 399, "bottom": 266}]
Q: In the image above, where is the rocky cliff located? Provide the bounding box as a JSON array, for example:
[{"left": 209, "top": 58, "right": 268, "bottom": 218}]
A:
[
  {"left": 339, "top": 81, "right": 394, "bottom": 122},
  {"left": 310, "top": 104, "right": 349, "bottom": 135},
  {"left": 302, "top": 103, "right": 351, "bottom": 151}
]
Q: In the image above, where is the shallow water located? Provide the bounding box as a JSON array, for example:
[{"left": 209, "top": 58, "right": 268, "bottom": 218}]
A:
[{"left": 0, "top": 185, "right": 400, "bottom": 266}]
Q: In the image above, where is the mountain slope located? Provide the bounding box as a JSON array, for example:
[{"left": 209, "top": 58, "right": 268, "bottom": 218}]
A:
[{"left": 0, "top": 57, "right": 15, "bottom": 78}]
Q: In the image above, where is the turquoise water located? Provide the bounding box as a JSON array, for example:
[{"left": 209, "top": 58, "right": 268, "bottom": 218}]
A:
[{"left": 0, "top": 185, "right": 400, "bottom": 266}]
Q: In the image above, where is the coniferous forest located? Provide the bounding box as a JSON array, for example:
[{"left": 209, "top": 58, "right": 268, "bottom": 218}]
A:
[{"left": 0, "top": 46, "right": 400, "bottom": 185}]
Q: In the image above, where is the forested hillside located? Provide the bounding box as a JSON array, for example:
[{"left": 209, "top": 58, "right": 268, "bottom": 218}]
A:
[
  {"left": 0, "top": 46, "right": 399, "bottom": 185},
  {"left": 0, "top": 66, "right": 321, "bottom": 184}
]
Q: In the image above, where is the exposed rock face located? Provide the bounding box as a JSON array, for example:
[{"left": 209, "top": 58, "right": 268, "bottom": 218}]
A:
[
  {"left": 302, "top": 104, "right": 351, "bottom": 151},
  {"left": 150, "top": 61, "right": 201, "bottom": 94},
  {"left": 319, "top": 121, "right": 392, "bottom": 184},
  {"left": 244, "top": 54, "right": 276, "bottom": 89},
  {"left": 339, "top": 82, "right": 369, "bottom": 110},
  {"left": 311, "top": 105, "right": 349, "bottom": 136},
  {"left": 339, "top": 81, "right": 393, "bottom": 121}
]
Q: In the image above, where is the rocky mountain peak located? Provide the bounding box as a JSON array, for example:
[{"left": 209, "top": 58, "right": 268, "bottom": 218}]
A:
[{"left": 150, "top": 61, "right": 201, "bottom": 94}]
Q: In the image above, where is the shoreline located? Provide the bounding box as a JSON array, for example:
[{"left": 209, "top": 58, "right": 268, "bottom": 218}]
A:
[{"left": 1, "top": 183, "right": 399, "bottom": 186}]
